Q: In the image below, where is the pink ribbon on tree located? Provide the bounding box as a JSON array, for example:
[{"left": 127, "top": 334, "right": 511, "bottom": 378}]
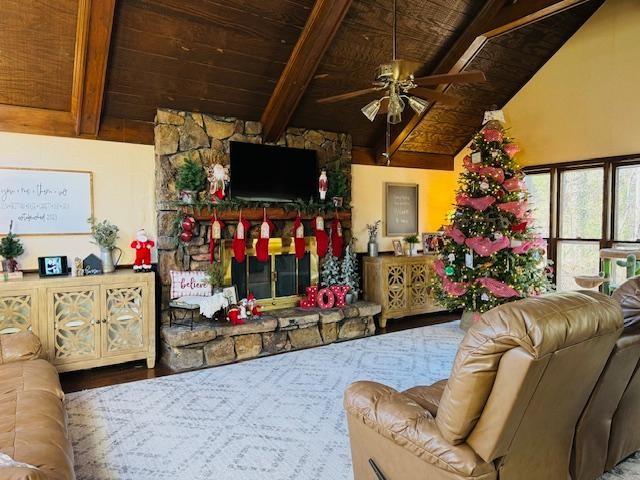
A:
[
  {"left": 465, "top": 235, "right": 510, "bottom": 256},
  {"left": 457, "top": 194, "right": 496, "bottom": 212},
  {"left": 463, "top": 156, "right": 481, "bottom": 172},
  {"left": 503, "top": 177, "right": 524, "bottom": 192},
  {"left": 477, "top": 166, "right": 505, "bottom": 184},
  {"left": 483, "top": 129, "right": 504, "bottom": 143},
  {"left": 477, "top": 277, "right": 520, "bottom": 298},
  {"left": 498, "top": 201, "right": 529, "bottom": 219},
  {"left": 433, "top": 259, "right": 446, "bottom": 278},
  {"left": 504, "top": 143, "right": 520, "bottom": 158},
  {"left": 511, "top": 237, "right": 546, "bottom": 254},
  {"left": 443, "top": 278, "right": 469, "bottom": 296},
  {"left": 444, "top": 225, "right": 466, "bottom": 245}
]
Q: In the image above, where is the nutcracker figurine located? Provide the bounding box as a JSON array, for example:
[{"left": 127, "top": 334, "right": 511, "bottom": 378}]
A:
[
  {"left": 131, "top": 229, "right": 155, "bottom": 272},
  {"left": 318, "top": 170, "right": 328, "bottom": 201}
]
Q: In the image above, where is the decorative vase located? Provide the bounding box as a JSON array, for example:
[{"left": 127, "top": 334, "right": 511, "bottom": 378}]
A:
[
  {"left": 460, "top": 310, "right": 477, "bottom": 331},
  {"left": 100, "top": 247, "right": 122, "bottom": 274},
  {"left": 1, "top": 258, "right": 17, "bottom": 273},
  {"left": 368, "top": 241, "right": 378, "bottom": 257},
  {"left": 213, "top": 287, "right": 223, "bottom": 294},
  {"left": 408, "top": 243, "right": 419, "bottom": 256},
  {"left": 346, "top": 292, "right": 355, "bottom": 304}
]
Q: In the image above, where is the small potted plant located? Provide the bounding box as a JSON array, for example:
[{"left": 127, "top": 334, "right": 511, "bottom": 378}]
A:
[
  {"left": 176, "top": 157, "right": 206, "bottom": 204},
  {"left": 88, "top": 217, "right": 122, "bottom": 273},
  {"left": 0, "top": 221, "right": 24, "bottom": 273},
  {"left": 366, "top": 220, "right": 381, "bottom": 257},
  {"left": 327, "top": 164, "right": 349, "bottom": 208},
  {"left": 206, "top": 262, "right": 225, "bottom": 294},
  {"left": 403, "top": 234, "right": 420, "bottom": 256}
]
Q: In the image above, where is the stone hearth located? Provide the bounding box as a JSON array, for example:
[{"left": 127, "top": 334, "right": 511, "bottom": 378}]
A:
[{"left": 161, "top": 302, "right": 381, "bottom": 370}]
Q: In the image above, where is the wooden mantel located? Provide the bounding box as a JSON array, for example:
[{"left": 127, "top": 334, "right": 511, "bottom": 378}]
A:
[{"left": 183, "top": 206, "right": 352, "bottom": 222}]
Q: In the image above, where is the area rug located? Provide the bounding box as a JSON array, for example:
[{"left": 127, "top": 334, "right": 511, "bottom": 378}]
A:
[{"left": 66, "top": 321, "right": 640, "bottom": 480}]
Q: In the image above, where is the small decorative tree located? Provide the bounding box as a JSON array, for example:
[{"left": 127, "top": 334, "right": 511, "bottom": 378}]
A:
[
  {"left": 205, "top": 262, "right": 225, "bottom": 293},
  {"left": 321, "top": 236, "right": 341, "bottom": 287},
  {"left": 341, "top": 242, "right": 360, "bottom": 300},
  {"left": 176, "top": 156, "right": 206, "bottom": 203},
  {"left": 0, "top": 221, "right": 24, "bottom": 272}
]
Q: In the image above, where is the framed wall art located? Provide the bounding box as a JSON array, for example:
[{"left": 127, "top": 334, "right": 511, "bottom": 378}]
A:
[{"left": 384, "top": 182, "right": 418, "bottom": 237}]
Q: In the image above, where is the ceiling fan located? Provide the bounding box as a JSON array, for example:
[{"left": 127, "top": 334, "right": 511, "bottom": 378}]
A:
[{"left": 316, "top": 0, "right": 487, "bottom": 126}]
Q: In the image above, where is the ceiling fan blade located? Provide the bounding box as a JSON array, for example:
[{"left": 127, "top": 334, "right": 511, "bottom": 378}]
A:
[
  {"left": 413, "top": 70, "right": 486, "bottom": 87},
  {"left": 317, "top": 87, "right": 382, "bottom": 104},
  {"left": 411, "top": 87, "right": 460, "bottom": 106}
]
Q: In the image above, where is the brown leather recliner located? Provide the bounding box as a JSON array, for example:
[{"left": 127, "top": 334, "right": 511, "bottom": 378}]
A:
[
  {"left": 344, "top": 291, "right": 623, "bottom": 480},
  {"left": 572, "top": 277, "right": 640, "bottom": 479},
  {"left": 0, "top": 331, "right": 75, "bottom": 480}
]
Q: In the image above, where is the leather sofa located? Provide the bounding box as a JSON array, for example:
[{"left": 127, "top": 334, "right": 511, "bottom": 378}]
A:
[
  {"left": 572, "top": 277, "right": 640, "bottom": 479},
  {"left": 0, "top": 331, "right": 75, "bottom": 480},
  {"left": 344, "top": 291, "right": 623, "bottom": 480}
]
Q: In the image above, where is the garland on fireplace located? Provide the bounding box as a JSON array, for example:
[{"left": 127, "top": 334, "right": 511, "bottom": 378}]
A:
[{"left": 170, "top": 197, "right": 351, "bottom": 215}]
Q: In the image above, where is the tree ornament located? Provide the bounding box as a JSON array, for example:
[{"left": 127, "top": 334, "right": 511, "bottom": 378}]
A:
[
  {"left": 205, "top": 163, "right": 230, "bottom": 201},
  {"left": 480, "top": 181, "right": 490, "bottom": 191},
  {"left": 481, "top": 293, "right": 490, "bottom": 302},
  {"left": 444, "top": 265, "right": 455, "bottom": 276}
]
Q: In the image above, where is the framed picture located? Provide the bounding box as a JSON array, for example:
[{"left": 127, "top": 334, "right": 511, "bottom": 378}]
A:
[
  {"left": 385, "top": 183, "right": 419, "bottom": 236},
  {"left": 392, "top": 239, "right": 404, "bottom": 256},
  {"left": 38, "top": 256, "right": 69, "bottom": 277},
  {"left": 422, "top": 232, "right": 444, "bottom": 253},
  {"left": 222, "top": 285, "right": 239, "bottom": 305}
]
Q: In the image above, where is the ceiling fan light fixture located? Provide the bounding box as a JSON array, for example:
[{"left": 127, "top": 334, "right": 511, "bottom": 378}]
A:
[
  {"left": 408, "top": 96, "right": 429, "bottom": 115},
  {"left": 361, "top": 99, "right": 382, "bottom": 122},
  {"left": 387, "top": 94, "right": 404, "bottom": 124}
]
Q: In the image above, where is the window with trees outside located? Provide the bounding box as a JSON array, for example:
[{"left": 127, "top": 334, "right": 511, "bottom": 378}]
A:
[{"left": 523, "top": 156, "right": 640, "bottom": 292}]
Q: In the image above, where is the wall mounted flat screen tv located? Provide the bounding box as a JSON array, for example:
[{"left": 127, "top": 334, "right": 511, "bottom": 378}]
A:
[{"left": 229, "top": 142, "right": 317, "bottom": 202}]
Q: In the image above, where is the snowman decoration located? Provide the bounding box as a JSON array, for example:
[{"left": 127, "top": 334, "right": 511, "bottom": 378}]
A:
[{"left": 206, "top": 163, "right": 230, "bottom": 202}]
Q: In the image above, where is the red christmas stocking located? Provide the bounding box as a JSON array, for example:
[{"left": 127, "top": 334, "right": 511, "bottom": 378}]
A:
[
  {"left": 331, "top": 217, "right": 344, "bottom": 258},
  {"left": 209, "top": 213, "right": 225, "bottom": 263},
  {"left": 256, "top": 209, "right": 275, "bottom": 263},
  {"left": 314, "top": 216, "right": 329, "bottom": 257},
  {"left": 233, "top": 214, "right": 251, "bottom": 263},
  {"left": 292, "top": 215, "right": 305, "bottom": 260}
]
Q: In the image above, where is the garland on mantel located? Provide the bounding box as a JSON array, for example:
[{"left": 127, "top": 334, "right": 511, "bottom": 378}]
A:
[{"left": 170, "top": 197, "right": 352, "bottom": 216}]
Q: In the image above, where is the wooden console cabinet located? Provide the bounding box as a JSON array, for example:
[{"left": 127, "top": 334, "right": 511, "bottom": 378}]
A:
[
  {"left": 363, "top": 254, "right": 444, "bottom": 328},
  {"left": 0, "top": 271, "right": 155, "bottom": 372}
]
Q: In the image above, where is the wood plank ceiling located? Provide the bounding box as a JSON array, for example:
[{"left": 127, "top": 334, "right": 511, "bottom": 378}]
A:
[{"left": 0, "top": 0, "right": 604, "bottom": 167}]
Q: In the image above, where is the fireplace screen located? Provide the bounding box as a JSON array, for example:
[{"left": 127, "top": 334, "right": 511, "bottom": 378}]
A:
[{"left": 224, "top": 238, "right": 318, "bottom": 310}]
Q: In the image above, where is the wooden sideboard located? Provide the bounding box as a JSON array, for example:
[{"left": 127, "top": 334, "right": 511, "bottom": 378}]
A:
[
  {"left": 0, "top": 270, "right": 155, "bottom": 372},
  {"left": 363, "top": 254, "right": 444, "bottom": 328}
]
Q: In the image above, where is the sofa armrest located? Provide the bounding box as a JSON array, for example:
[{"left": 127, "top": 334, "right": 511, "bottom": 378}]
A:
[
  {"left": 344, "top": 381, "right": 494, "bottom": 478},
  {"left": 403, "top": 379, "right": 448, "bottom": 416},
  {"left": 0, "top": 332, "right": 43, "bottom": 364}
]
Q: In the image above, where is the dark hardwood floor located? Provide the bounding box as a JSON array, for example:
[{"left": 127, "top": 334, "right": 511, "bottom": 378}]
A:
[{"left": 60, "top": 311, "right": 461, "bottom": 394}]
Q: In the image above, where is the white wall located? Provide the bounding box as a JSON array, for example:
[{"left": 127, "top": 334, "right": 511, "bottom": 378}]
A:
[{"left": 0, "top": 132, "right": 155, "bottom": 270}]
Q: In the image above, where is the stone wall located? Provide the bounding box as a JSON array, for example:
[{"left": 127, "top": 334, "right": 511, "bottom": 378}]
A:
[
  {"left": 154, "top": 108, "right": 353, "bottom": 320},
  {"left": 161, "top": 302, "right": 381, "bottom": 370}
]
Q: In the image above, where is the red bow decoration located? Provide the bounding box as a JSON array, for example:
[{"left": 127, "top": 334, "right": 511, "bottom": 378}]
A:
[
  {"left": 209, "top": 211, "right": 225, "bottom": 263},
  {"left": 483, "top": 128, "right": 504, "bottom": 143},
  {"left": 510, "top": 222, "right": 528, "bottom": 233},
  {"left": 444, "top": 225, "right": 466, "bottom": 245},
  {"left": 465, "top": 235, "right": 510, "bottom": 257},
  {"left": 456, "top": 194, "right": 496, "bottom": 212},
  {"left": 477, "top": 277, "right": 519, "bottom": 298},
  {"left": 503, "top": 177, "right": 524, "bottom": 192},
  {"left": 504, "top": 143, "right": 520, "bottom": 158}
]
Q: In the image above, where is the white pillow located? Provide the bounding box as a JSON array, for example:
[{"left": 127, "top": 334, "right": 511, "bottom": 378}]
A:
[{"left": 170, "top": 271, "right": 211, "bottom": 299}]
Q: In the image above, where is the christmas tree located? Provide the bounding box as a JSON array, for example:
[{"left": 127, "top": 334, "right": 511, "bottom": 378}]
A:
[
  {"left": 321, "top": 236, "right": 341, "bottom": 287},
  {"left": 432, "top": 111, "right": 552, "bottom": 318},
  {"left": 341, "top": 243, "right": 360, "bottom": 295}
]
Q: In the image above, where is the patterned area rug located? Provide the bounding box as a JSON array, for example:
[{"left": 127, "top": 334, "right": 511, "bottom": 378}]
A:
[{"left": 66, "top": 321, "right": 640, "bottom": 480}]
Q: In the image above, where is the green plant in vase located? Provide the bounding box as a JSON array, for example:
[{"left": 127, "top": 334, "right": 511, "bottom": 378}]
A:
[
  {"left": 176, "top": 156, "right": 206, "bottom": 204},
  {"left": 0, "top": 221, "right": 24, "bottom": 273},
  {"left": 403, "top": 234, "right": 420, "bottom": 256},
  {"left": 206, "top": 262, "right": 226, "bottom": 293},
  {"left": 88, "top": 217, "right": 122, "bottom": 273}
]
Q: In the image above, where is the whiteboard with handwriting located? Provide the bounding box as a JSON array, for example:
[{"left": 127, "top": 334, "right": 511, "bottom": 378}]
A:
[{"left": 0, "top": 168, "right": 93, "bottom": 235}]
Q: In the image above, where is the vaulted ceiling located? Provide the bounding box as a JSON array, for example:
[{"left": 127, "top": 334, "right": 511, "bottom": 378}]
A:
[{"left": 0, "top": 0, "right": 604, "bottom": 169}]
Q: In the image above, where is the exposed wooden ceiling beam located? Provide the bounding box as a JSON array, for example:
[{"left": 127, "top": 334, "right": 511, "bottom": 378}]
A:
[
  {"left": 352, "top": 146, "right": 453, "bottom": 171},
  {"left": 77, "top": 0, "right": 117, "bottom": 136},
  {"left": 374, "top": 0, "right": 598, "bottom": 163},
  {"left": 260, "top": 0, "right": 353, "bottom": 143}
]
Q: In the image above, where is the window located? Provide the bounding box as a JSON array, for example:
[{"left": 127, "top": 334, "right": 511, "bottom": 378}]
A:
[
  {"left": 524, "top": 172, "right": 551, "bottom": 238},
  {"left": 524, "top": 156, "right": 640, "bottom": 293}
]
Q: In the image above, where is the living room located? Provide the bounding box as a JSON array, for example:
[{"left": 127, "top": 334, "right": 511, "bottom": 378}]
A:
[{"left": 1, "top": 0, "right": 639, "bottom": 479}]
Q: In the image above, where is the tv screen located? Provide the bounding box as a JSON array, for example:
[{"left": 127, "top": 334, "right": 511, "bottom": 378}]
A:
[{"left": 229, "top": 142, "right": 318, "bottom": 202}]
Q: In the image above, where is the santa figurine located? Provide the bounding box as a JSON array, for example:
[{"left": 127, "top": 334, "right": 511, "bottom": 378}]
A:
[
  {"left": 246, "top": 293, "right": 262, "bottom": 317},
  {"left": 318, "top": 170, "right": 328, "bottom": 201},
  {"left": 227, "top": 305, "right": 245, "bottom": 326},
  {"left": 206, "top": 163, "right": 230, "bottom": 202},
  {"left": 131, "top": 229, "right": 155, "bottom": 272}
]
